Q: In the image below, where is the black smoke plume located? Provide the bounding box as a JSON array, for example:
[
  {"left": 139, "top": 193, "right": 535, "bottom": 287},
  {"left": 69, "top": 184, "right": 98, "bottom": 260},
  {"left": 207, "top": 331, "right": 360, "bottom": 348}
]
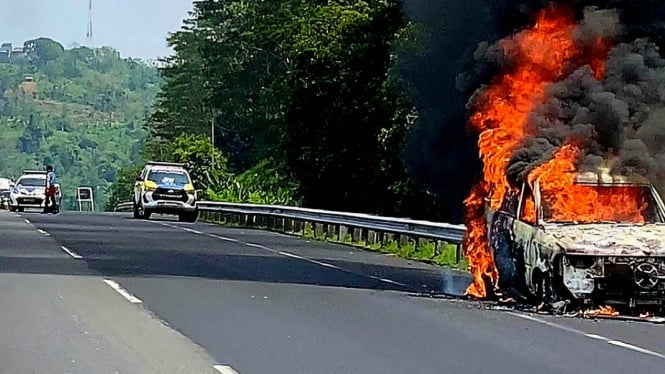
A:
[{"left": 399, "top": 0, "right": 665, "bottom": 221}]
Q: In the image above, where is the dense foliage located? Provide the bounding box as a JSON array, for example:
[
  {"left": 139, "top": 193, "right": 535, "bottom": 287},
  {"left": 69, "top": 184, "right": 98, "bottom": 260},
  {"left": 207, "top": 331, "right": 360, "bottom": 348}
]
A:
[
  {"left": 137, "top": 0, "right": 446, "bottom": 219},
  {"left": 0, "top": 38, "right": 160, "bottom": 210}
]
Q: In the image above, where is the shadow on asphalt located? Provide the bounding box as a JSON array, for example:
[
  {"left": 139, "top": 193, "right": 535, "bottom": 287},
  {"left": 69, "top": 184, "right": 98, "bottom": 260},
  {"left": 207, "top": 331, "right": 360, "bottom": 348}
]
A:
[
  {"left": 1, "top": 211, "right": 472, "bottom": 296},
  {"left": 0, "top": 252, "right": 473, "bottom": 295}
]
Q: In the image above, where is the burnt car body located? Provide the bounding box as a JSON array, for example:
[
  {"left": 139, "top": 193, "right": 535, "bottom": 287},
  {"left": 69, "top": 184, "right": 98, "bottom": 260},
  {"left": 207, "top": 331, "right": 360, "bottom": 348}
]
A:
[{"left": 486, "top": 169, "right": 665, "bottom": 310}]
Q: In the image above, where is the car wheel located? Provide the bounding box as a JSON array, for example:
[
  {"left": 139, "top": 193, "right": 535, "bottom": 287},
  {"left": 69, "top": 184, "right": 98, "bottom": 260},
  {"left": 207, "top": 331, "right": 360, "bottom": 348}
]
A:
[
  {"left": 9, "top": 206, "right": 16, "bottom": 212},
  {"left": 132, "top": 203, "right": 140, "bottom": 219},
  {"left": 143, "top": 209, "right": 152, "bottom": 220},
  {"left": 17, "top": 207, "right": 24, "bottom": 212}
]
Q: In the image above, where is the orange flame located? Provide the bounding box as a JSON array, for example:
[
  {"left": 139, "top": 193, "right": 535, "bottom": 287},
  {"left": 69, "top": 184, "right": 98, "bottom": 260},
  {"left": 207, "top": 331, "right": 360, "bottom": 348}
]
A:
[
  {"left": 462, "top": 7, "right": 615, "bottom": 298},
  {"left": 585, "top": 305, "right": 619, "bottom": 317},
  {"left": 463, "top": 8, "right": 579, "bottom": 298},
  {"left": 527, "top": 144, "right": 647, "bottom": 223}
]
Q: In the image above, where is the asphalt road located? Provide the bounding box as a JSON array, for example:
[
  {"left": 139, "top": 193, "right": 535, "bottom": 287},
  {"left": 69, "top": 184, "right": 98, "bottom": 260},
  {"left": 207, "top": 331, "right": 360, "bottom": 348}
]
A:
[{"left": 3, "top": 210, "right": 665, "bottom": 374}]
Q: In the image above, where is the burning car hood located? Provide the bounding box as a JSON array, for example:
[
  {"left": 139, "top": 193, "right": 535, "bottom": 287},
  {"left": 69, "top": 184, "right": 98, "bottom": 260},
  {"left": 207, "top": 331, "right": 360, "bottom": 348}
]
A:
[{"left": 543, "top": 223, "right": 665, "bottom": 257}]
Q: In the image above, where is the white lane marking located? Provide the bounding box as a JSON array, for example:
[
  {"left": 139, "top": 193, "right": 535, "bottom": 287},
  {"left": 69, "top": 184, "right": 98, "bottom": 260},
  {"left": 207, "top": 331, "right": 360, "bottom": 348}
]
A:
[
  {"left": 182, "top": 227, "right": 203, "bottom": 234},
  {"left": 278, "top": 251, "right": 305, "bottom": 260},
  {"left": 308, "top": 259, "right": 341, "bottom": 270},
  {"left": 37, "top": 229, "right": 50, "bottom": 236},
  {"left": 607, "top": 340, "right": 665, "bottom": 358},
  {"left": 24, "top": 219, "right": 30, "bottom": 224},
  {"left": 376, "top": 277, "right": 407, "bottom": 287},
  {"left": 213, "top": 365, "right": 240, "bottom": 374},
  {"left": 507, "top": 312, "right": 665, "bottom": 359},
  {"left": 169, "top": 224, "right": 411, "bottom": 289},
  {"left": 102, "top": 279, "right": 143, "bottom": 304},
  {"left": 61, "top": 246, "right": 83, "bottom": 259},
  {"left": 208, "top": 233, "right": 238, "bottom": 242}
]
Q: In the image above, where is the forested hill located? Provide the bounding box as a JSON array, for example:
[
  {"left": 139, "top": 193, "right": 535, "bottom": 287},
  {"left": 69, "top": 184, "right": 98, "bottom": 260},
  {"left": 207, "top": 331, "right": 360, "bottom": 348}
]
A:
[
  {"left": 0, "top": 38, "right": 160, "bottom": 210},
  {"left": 118, "top": 1, "right": 448, "bottom": 222}
]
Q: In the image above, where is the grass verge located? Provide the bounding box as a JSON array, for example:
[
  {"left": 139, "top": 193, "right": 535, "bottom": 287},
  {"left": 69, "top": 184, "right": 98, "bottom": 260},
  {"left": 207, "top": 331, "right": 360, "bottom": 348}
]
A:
[{"left": 201, "top": 213, "right": 469, "bottom": 272}]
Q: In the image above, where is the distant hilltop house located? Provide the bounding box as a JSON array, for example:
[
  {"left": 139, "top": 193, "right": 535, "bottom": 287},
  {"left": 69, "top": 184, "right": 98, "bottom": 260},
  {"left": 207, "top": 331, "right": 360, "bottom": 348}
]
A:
[
  {"left": 0, "top": 42, "right": 35, "bottom": 64},
  {"left": 3, "top": 75, "right": 39, "bottom": 100},
  {"left": 0, "top": 43, "right": 11, "bottom": 62},
  {"left": 19, "top": 75, "right": 38, "bottom": 99}
]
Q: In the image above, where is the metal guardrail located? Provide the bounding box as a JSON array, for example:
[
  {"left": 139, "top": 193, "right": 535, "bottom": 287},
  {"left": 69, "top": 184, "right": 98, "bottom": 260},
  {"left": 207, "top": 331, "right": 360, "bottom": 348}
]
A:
[
  {"left": 114, "top": 200, "right": 468, "bottom": 261},
  {"left": 115, "top": 200, "right": 466, "bottom": 241}
]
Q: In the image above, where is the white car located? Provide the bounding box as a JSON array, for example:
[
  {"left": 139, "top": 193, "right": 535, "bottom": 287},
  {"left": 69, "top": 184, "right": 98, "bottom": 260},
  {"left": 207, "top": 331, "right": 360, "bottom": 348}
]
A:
[
  {"left": 8, "top": 171, "right": 60, "bottom": 212},
  {"left": 133, "top": 161, "right": 198, "bottom": 222},
  {"left": 0, "top": 177, "right": 12, "bottom": 209}
]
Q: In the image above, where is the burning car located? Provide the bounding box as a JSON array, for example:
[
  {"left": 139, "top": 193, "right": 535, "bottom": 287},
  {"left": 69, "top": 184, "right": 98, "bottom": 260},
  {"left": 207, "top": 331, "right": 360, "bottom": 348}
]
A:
[{"left": 487, "top": 166, "right": 665, "bottom": 311}]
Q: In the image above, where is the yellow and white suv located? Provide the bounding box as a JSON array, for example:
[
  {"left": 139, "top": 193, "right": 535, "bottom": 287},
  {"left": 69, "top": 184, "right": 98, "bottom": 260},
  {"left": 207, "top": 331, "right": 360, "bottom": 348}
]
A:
[{"left": 133, "top": 161, "right": 198, "bottom": 222}]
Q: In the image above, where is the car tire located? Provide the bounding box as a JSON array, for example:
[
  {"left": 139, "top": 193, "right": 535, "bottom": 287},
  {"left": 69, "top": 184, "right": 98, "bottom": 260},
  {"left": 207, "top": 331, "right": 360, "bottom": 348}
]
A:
[
  {"left": 9, "top": 206, "right": 16, "bottom": 212},
  {"left": 17, "top": 207, "right": 24, "bottom": 212},
  {"left": 132, "top": 203, "right": 140, "bottom": 219},
  {"left": 143, "top": 209, "right": 152, "bottom": 220}
]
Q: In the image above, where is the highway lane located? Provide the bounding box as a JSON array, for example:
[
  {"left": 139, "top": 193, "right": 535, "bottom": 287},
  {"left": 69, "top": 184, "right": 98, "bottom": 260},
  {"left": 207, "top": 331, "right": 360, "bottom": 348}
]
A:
[
  {"left": 0, "top": 212, "right": 231, "bottom": 374},
  {"left": 11, "top": 211, "right": 665, "bottom": 374}
]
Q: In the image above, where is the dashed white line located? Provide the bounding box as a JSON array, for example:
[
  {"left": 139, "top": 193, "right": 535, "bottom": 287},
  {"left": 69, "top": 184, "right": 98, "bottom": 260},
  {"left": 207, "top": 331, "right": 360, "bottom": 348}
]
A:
[
  {"left": 61, "top": 246, "right": 83, "bottom": 259},
  {"left": 308, "top": 259, "right": 341, "bottom": 270},
  {"left": 168, "top": 224, "right": 411, "bottom": 290},
  {"left": 102, "top": 279, "right": 143, "bottom": 304},
  {"left": 208, "top": 233, "right": 238, "bottom": 242},
  {"left": 607, "top": 340, "right": 665, "bottom": 358},
  {"left": 24, "top": 219, "right": 30, "bottom": 224},
  {"left": 37, "top": 229, "right": 50, "bottom": 236},
  {"left": 508, "top": 312, "right": 665, "bottom": 359},
  {"left": 182, "top": 227, "right": 204, "bottom": 234},
  {"left": 213, "top": 365, "right": 240, "bottom": 374},
  {"left": 373, "top": 277, "right": 407, "bottom": 287},
  {"left": 278, "top": 251, "right": 305, "bottom": 260}
]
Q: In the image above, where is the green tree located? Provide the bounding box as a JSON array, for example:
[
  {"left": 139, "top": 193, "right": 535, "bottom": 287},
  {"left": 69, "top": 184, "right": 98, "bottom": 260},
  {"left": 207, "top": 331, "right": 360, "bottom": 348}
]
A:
[
  {"left": 135, "top": 0, "right": 444, "bottom": 219},
  {"left": 166, "top": 134, "right": 229, "bottom": 199},
  {"left": 0, "top": 37, "right": 160, "bottom": 211},
  {"left": 25, "top": 38, "right": 65, "bottom": 66},
  {"left": 106, "top": 165, "right": 142, "bottom": 210}
]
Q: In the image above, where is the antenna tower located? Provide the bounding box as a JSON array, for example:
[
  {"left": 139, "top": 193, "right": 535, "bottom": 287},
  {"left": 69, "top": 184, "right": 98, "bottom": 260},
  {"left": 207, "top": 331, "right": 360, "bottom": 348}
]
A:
[{"left": 86, "top": 0, "right": 93, "bottom": 43}]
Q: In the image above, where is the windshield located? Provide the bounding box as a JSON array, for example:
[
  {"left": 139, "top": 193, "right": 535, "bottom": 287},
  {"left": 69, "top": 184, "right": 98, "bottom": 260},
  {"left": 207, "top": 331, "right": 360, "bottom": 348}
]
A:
[
  {"left": 147, "top": 170, "right": 190, "bottom": 186},
  {"left": 17, "top": 177, "right": 45, "bottom": 187},
  {"left": 541, "top": 184, "right": 663, "bottom": 224}
]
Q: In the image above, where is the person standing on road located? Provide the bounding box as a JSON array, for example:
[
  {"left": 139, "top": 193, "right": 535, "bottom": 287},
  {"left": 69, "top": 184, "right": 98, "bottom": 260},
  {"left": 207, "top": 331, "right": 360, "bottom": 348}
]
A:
[{"left": 43, "top": 165, "right": 57, "bottom": 214}]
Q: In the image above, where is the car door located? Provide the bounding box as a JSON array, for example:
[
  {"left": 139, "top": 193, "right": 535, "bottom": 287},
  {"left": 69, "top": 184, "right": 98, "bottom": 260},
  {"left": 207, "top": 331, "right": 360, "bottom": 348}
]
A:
[
  {"left": 513, "top": 182, "right": 539, "bottom": 292},
  {"left": 488, "top": 187, "right": 521, "bottom": 292}
]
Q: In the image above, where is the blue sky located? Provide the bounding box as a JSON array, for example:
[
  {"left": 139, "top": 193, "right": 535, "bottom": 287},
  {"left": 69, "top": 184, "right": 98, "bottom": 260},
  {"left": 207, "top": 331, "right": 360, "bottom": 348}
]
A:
[{"left": 0, "top": 0, "right": 194, "bottom": 59}]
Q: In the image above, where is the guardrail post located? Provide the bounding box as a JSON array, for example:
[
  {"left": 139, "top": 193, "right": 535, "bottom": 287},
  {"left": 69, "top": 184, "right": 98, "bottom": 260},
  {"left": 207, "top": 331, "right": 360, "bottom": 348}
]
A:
[
  {"left": 314, "top": 223, "right": 324, "bottom": 240},
  {"left": 456, "top": 243, "right": 462, "bottom": 264},
  {"left": 367, "top": 230, "right": 376, "bottom": 246},
  {"left": 352, "top": 228, "right": 361, "bottom": 243},
  {"left": 338, "top": 225, "right": 348, "bottom": 242},
  {"left": 398, "top": 234, "right": 408, "bottom": 248}
]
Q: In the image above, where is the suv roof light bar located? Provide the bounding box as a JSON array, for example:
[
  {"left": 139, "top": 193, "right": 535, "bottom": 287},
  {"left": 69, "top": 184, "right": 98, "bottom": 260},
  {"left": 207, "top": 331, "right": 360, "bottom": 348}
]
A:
[
  {"left": 147, "top": 161, "right": 186, "bottom": 168},
  {"left": 22, "top": 170, "right": 47, "bottom": 174}
]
